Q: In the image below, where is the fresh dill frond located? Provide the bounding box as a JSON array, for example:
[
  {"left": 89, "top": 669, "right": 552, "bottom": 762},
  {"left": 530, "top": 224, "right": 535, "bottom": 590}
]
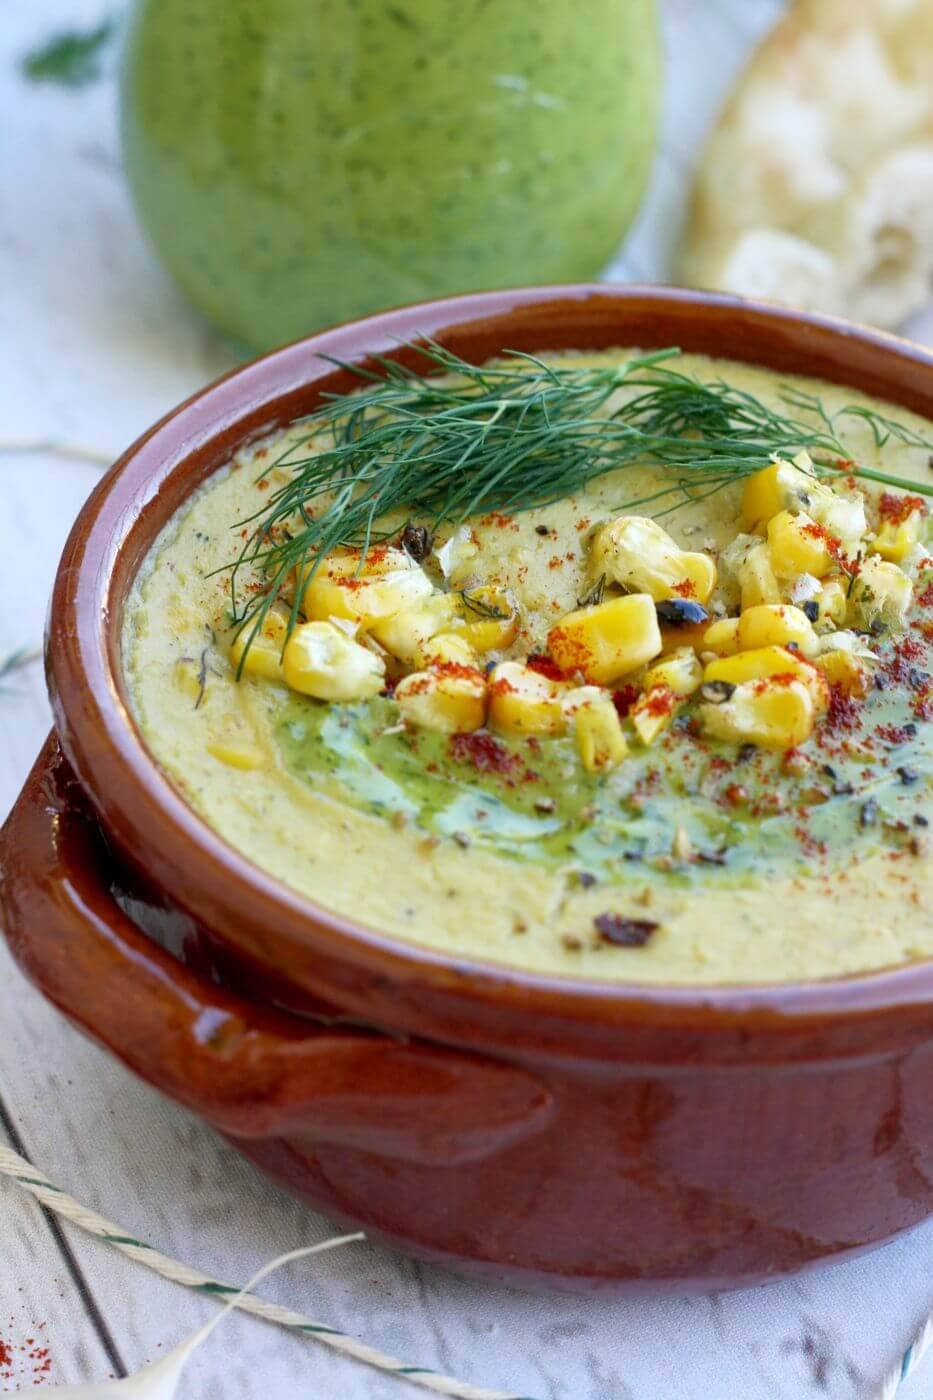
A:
[
  {"left": 0, "top": 647, "right": 41, "bottom": 693},
  {"left": 224, "top": 340, "right": 933, "bottom": 660},
  {"left": 21, "top": 17, "right": 119, "bottom": 88}
]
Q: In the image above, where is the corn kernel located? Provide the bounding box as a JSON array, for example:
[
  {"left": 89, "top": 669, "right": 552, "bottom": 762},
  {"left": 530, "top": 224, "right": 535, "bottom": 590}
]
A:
[
  {"left": 297, "top": 547, "right": 432, "bottom": 627},
  {"left": 872, "top": 509, "right": 924, "bottom": 564},
  {"left": 816, "top": 577, "right": 848, "bottom": 629},
  {"left": 700, "top": 677, "right": 816, "bottom": 750},
  {"left": 560, "top": 684, "right": 610, "bottom": 719},
  {"left": 488, "top": 662, "right": 567, "bottom": 737},
  {"left": 589, "top": 516, "right": 716, "bottom": 603},
  {"left": 767, "top": 510, "right": 834, "bottom": 579},
  {"left": 283, "top": 620, "right": 385, "bottom": 701},
  {"left": 173, "top": 658, "right": 211, "bottom": 705},
  {"left": 645, "top": 647, "right": 703, "bottom": 696},
  {"left": 847, "top": 555, "right": 914, "bottom": 628},
  {"left": 814, "top": 648, "right": 874, "bottom": 697},
  {"left": 702, "top": 616, "right": 741, "bottom": 656},
  {"left": 415, "top": 632, "right": 478, "bottom": 668},
  {"left": 704, "top": 646, "right": 828, "bottom": 714},
  {"left": 574, "top": 697, "right": 629, "bottom": 772},
  {"left": 456, "top": 586, "right": 520, "bottom": 652},
  {"left": 206, "top": 740, "right": 265, "bottom": 770},
  {"left": 547, "top": 594, "right": 662, "bottom": 685},
  {"left": 809, "top": 489, "right": 866, "bottom": 549},
  {"left": 739, "top": 542, "right": 782, "bottom": 608},
  {"left": 395, "top": 667, "right": 487, "bottom": 734},
  {"left": 736, "top": 603, "right": 819, "bottom": 658},
  {"left": 741, "top": 458, "right": 814, "bottom": 528},
  {"left": 370, "top": 593, "right": 460, "bottom": 663},
  {"left": 631, "top": 686, "right": 680, "bottom": 745},
  {"left": 229, "top": 605, "right": 290, "bottom": 681}
]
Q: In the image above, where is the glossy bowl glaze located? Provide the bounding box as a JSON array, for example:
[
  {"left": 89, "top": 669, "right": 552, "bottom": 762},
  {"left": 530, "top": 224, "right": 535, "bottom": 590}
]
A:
[{"left": 3, "top": 287, "right": 933, "bottom": 1293}]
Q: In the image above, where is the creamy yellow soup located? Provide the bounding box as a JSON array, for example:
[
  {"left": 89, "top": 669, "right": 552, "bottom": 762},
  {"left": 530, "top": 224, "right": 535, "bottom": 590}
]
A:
[{"left": 123, "top": 352, "right": 932, "bottom": 984}]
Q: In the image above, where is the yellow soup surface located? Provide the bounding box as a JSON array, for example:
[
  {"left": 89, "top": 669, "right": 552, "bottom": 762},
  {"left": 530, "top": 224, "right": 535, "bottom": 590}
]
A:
[{"left": 123, "top": 351, "right": 932, "bottom": 984}]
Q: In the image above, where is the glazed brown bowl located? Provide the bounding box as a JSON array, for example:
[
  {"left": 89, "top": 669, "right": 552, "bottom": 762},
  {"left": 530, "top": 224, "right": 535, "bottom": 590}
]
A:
[{"left": 3, "top": 287, "right": 933, "bottom": 1294}]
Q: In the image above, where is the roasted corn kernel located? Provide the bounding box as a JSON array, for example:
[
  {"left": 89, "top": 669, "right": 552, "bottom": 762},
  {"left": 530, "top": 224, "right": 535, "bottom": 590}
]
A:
[
  {"left": 816, "top": 576, "right": 848, "bottom": 629},
  {"left": 297, "top": 546, "right": 432, "bottom": 627},
  {"left": 741, "top": 457, "right": 815, "bottom": 528},
  {"left": 395, "top": 666, "right": 487, "bottom": 734},
  {"left": 847, "top": 556, "right": 914, "bottom": 628},
  {"left": 704, "top": 646, "right": 828, "bottom": 714},
  {"left": 736, "top": 603, "right": 819, "bottom": 658},
  {"left": 283, "top": 620, "right": 385, "bottom": 701},
  {"left": 700, "top": 676, "right": 816, "bottom": 750},
  {"left": 701, "top": 616, "right": 741, "bottom": 656},
  {"left": 738, "top": 541, "right": 782, "bottom": 608},
  {"left": 415, "top": 631, "right": 478, "bottom": 668},
  {"left": 369, "top": 592, "right": 460, "bottom": 663},
  {"left": 644, "top": 647, "right": 703, "bottom": 696},
  {"left": 488, "top": 661, "right": 567, "bottom": 737},
  {"left": 767, "top": 510, "right": 834, "bottom": 579},
  {"left": 547, "top": 593, "right": 662, "bottom": 685},
  {"left": 814, "top": 648, "right": 874, "bottom": 697},
  {"left": 872, "top": 507, "right": 925, "bottom": 564},
  {"left": 631, "top": 686, "right": 680, "bottom": 745},
  {"left": 456, "top": 586, "right": 520, "bottom": 652},
  {"left": 589, "top": 516, "right": 716, "bottom": 603},
  {"left": 205, "top": 739, "right": 266, "bottom": 770},
  {"left": 574, "top": 697, "right": 629, "bottom": 772},
  {"left": 229, "top": 605, "right": 289, "bottom": 681}
]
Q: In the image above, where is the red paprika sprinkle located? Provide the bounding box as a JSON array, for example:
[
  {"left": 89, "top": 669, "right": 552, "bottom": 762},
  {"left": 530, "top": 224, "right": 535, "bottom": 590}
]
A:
[{"left": 878, "top": 492, "right": 926, "bottom": 525}]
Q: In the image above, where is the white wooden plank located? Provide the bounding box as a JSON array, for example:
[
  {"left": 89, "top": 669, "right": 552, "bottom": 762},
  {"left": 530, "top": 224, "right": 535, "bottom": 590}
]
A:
[{"left": 0, "top": 1113, "right": 120, "bottom": 1391}]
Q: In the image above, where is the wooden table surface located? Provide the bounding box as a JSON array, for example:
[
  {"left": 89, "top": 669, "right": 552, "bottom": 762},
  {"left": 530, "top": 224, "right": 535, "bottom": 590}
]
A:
[{"left": 1, "top": 1, "right": 931, "bottom": 1396}]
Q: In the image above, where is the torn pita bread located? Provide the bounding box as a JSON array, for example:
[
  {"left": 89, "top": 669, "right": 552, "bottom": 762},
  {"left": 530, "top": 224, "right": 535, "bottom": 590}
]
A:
[{"left": 679, "top": 0, "right": 933, "bottom": 328}]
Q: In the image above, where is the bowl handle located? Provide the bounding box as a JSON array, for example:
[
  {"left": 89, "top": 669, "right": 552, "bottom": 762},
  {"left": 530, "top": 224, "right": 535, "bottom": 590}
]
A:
[{"left": 0, "top": 737, "right": 551, "bottom": 1165}]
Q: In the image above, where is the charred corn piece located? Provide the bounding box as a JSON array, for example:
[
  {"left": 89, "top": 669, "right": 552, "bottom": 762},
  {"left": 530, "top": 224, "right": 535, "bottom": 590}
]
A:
[
  {"left": 488, "top": 661, "right": 567, "bottom": 737},
  {"left": 283, "top": 620, "right": 385, "bottom": 701},
  {"left": 700, "top": 676, "right": 816, "bottom": 750},
  {"left": 814, "top": 648, "right": 874, "bottom": 697},
  {"left": 847, "top": 555, "right": 913, "bottom": 628},
  {"left": 739, "top": 541, "right": 782, "bottom": 608},
  {"left": 631, "top": 686, "right": 680, "bottom": 745},
  {"left": 767, "top": 510, "right": 834, "bottom": 579},
  {"left": 574, "top": 697, "right": 629, "bottom": 772},
  {"left": 736, "top": 603, "right": 819, "bottom": 658},
  {"left": 205, "top": 739, "right": 266, "bottom": 770},
  {"left": 701, "top": 616, "right": 741, "bottom": 656},
  {"left": 644, "top": 647, "right": 703, "bottom": 696},
  {"left": 808, "top": 489, "right": 866, "bottom": 550},
  {"left": 741, "top": 457, "right": 816, "bottom": 528},
  {"left": 589, "top": 516, "right": 716, "bottom": 604},
  {"left": 415, "top": 631, "right": 478, "bottom": 668},
  {"left": 395, "top": 666, "right": 487, "bottom": 734},
  {"left": 370, "top": 592, "right": 460, "bottom": 663},
  {"left": 229, "top": 605, "right": 290, "bottom": 681},
  {"left": 872, "top": 508, "right": 925, "bottom": 564},
  {"left": 816, "top": 577, "right": 848, "bottom": 629},
  {"left": 704, "top": 646, "right": 828, "bottom": 714},
  {"left": 456, "top": 586, "right": 520, "bottom": 652},
  {"left": 297, "top": 546, "right": 432, "bottom": 627},
  {"left": 547, "top": 593, "right": 662, "bottom": 685}
]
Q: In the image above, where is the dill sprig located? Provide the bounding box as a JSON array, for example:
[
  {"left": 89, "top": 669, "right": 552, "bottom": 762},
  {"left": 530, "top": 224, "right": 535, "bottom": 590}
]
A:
[
  {"left": 226, "top": 341, "right": 933, "bottom": 659},
  {"left": 0, "top": 647, "right": 41, "bottom": 694}
]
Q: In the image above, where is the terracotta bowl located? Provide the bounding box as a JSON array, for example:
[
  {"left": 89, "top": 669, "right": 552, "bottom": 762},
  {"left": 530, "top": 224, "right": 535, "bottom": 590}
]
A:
[{"left": 3, "top": 287, "right": 933, "bottom": 1294}]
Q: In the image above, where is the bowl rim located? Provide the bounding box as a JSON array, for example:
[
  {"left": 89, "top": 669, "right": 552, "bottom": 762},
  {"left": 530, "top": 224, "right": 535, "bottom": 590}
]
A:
[{"left": 46, "top": 283, "right": 933, "bottom": 1040}]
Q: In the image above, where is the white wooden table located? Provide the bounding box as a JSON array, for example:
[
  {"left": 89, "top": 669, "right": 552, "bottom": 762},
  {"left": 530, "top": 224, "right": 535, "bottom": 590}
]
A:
[{"left": 1, "top": 2, "right": 931, "bottom": 1396}]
